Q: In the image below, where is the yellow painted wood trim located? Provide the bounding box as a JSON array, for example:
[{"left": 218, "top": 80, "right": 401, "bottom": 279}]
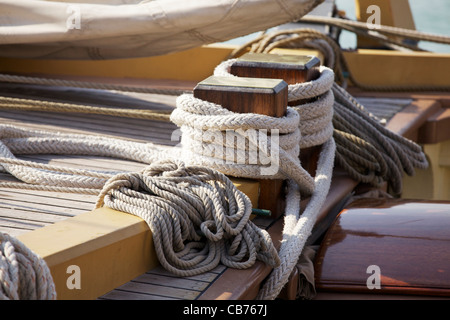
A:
[
  {"left": 343, "top": 49, "right": 450, "bottom": 88},
  {"left": 0, "top": 45, "right": 321, "bottom": 83},
  {"left": 17, "top": 207, "right": 155, "bottom": 300},
  {"left": 0, "top": 45, "right": 234, "bottom": 83},
  {"left": 2, "top": 45, "right": 449, "bottom": 89},
  {"left": 16, "top": 177, "right": 260, "bottom": 300},
  {"left": 401, "top": 140, "right": 450, "bottom": 201},
  {"left": 0, "top": 46, "right": 234, "bottom": 81}
]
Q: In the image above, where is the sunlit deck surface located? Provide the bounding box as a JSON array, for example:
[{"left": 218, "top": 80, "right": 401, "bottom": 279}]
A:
[
  {"left": 0, "top": 79, "right": 430, "bottom": 299},
  {"left": 0, "top": 81, "right": 182, "bottom": 237}
]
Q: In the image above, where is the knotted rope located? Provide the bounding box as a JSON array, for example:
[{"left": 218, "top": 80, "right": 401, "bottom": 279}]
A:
[
  {"left": 0, "top": 125, "right": 281, "bottom": 285},
  {"left": 0, "top": 232, "right": 56, "bottom": 300},
  {"left": 0, "top": 44, "right": 429, "bottom": 300},
  {"left": 170, "top": 93, "right": 316, "bottom": 195},
  {"left": 213, "top": 56, "right": 428, "bottom": 298},
  {"left": 169, "top": 63, "right": 335, "bottom": 299},
  {"left": 223, "top": 30, "right": 429, "bottom": 194},
  {"left": 96, "top": 160, "right": 280, "bottom": 277}
]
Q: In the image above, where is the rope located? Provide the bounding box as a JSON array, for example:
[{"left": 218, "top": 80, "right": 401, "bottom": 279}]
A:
[
  {"left": 170, "top": 92, "right": 317, "bottom": 195},
  {"left": 223, "top": 29, "right": 429, "bottom": 194},
  {"left": 228, "top": 27, "right": 450, "bottom": 92},
  {"left": 96, "top": 160, "right": 280, "bottom": 277},
  {"left": 0, "top": 232, "right": 56, "bottom": 300},
  {"left": 0, "top": 96, "right": 172, "bottom": 122},
  {"left": 0, "top": 35, "right": 430, "bottom": 299},
  {"left": 208, "top": 63, "right": 336, "bottom": 298},
  {"left": 0, "top": 124, "right": 176, "bottom": 194},
  {"left": 0, "top": 124, "right": 281, "bottom": 284},
  {"left": 257, "top": 139, "right": 335, "bottom": 300},
  {"left": 331, "top": 84, "right": 428, "bottom": 193},
  {"left": 213, "top": 58, "right": 428, "bottom": 298},
  {"left": 300, "top": 15, "right": 450, "bottom": 46},
  {"left": 0, "top": 73, "right": 186, "bottom": 96}
]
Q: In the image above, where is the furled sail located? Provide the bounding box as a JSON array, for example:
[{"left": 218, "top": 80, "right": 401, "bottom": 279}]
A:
[{"left": 0, "top": 0, "right": 323, "bottom": 60}]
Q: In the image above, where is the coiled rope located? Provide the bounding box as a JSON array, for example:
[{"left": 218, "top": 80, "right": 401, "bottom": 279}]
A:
[
  {"left": 0, "top": 125, "right": 281, "bottom": 287},
  {"left": 331, "top": 84, "right": 428, "bottom": 193},
  {"left": 213, "top": 58, "right": 428, "bottom": 298},
  {"left": 0, "top": 232, "right": 56, "bottom": 300},
  {"left": 96, "top": 160, "right": 280, "bottom": 277},
  {"left": 170, "top": 64, "right": 336, "bottom": 299},
  {"left": 222, "top": 30, "right": 429, "bottom": 193},
  {"left": 0, "top": 30, "right": 430, "bottom": 298},
  {"left": 171, "top": 92, "right": 316, "bottom": 195}
]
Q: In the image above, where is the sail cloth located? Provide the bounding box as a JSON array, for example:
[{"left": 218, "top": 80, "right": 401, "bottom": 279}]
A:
[{"left": 0, "top": 0, "right": 323, "bottom": 60}]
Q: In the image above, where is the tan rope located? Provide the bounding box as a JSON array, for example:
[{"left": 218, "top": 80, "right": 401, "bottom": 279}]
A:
[
  {"left": 0, "top": 96, "right": 172, "bottom": 122},
  {"left": 300, "top": 15, "right": 450, "bottom": 46},
  {"left": 215, "top": 55, "right": 428, "bottom": 195},
  {"left": 0, "top": 73, "right": 186, "bottom": 96},
  {"left": 228, "top": 27, "right": 450, "bottom": 92},
  {"left": 331, "top": 83, "right": 428, "bottom": 194},
  {"left": 213, "top": 60, "right": 337, "bottom": 299},
  {"left": 96, "top": 160, "right": 280, "bottom": 277}
]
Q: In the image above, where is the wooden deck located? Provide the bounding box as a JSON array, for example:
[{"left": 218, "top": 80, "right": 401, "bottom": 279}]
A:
[
  {"left": 0, "top": 81, "right": 411, "bottom": 237},
  {"left": 0, "top": 79, "right": 447, "bottom": 300},
  {"left": 99, "top": 265, "right": 228, "bottom": 300},
  {"left": 0, "top": 82, "right": 180, "bottom": 237}
]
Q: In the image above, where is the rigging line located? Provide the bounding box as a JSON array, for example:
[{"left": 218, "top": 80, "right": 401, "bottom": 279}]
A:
[{"left": 0, "top": 95, "right": 173, "bottom": 122}]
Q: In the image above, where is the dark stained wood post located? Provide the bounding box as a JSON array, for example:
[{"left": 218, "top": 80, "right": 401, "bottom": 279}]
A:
[
  {"left": 194, "top": 76, "right": 287, "bottom": 117},
  {"left": 229, "top": 53, "right": 326, "bottom": 299},
  {"left": 229, "top": 53, "right": 322, "bottom": 177},
  {"left": 194, "top": 75, "right": 288, "bottom": 218},
  {"left": 230, "top": 53, "right": 320, "bottom": 88}
]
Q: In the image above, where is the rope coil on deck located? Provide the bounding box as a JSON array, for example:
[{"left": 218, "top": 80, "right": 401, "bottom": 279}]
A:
[
  {"left": 96, "top": 160, "right": 280, "bottom": 276},
  {"left": 0, "top": 232, "right": 56, "bottom": 300},
  {"left": 177, "top": 63, "right": 336, "bottom": 299},
  {"left": 170, "top": 93, "right": 316, "bottom": 195},
  {"left": 0, "top": 43, "right": 430, "bottom": 299}
]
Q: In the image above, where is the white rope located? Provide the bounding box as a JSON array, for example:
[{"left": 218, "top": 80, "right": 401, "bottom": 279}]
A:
[
  {"left": 0, "top": 232, "right": 56, "bottom": 300},
  {"left": 257, "top": 138, "right": 335, "bottom": 299},
  {"left": 96, "top": 160, "right": 280, "bottom": 277},
  {"left": 212, "top": 61, "right": 337, "bottom": 298},
  {"left": 170, "top": 93, "right": 317, "bottom": 195},
  {"left": 0, "top": 59, "right": 343, "bottom": 299},
  {"left": 0, "top": 125, "right": 176, "bottom": 193},
  {"left": 0, "top": 53, "right": 428, "bottom": 300}
]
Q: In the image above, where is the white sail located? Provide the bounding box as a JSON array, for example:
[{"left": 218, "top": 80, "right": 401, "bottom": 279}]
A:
[{"left": 0, "top": 0, "right": 323, "bottom": 60}]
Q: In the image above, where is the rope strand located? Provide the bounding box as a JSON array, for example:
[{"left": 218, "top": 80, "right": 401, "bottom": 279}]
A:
[{"left": 95, "top": 160, "right": 280, "bottom": 276}]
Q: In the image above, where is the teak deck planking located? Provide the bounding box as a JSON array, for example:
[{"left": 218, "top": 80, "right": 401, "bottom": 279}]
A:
[
  {"left": 0, "top": 83, "right": 178, "bottom": 237},
  {"left": 0, "top": 78, "right": 441, "bottom": 299}
]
